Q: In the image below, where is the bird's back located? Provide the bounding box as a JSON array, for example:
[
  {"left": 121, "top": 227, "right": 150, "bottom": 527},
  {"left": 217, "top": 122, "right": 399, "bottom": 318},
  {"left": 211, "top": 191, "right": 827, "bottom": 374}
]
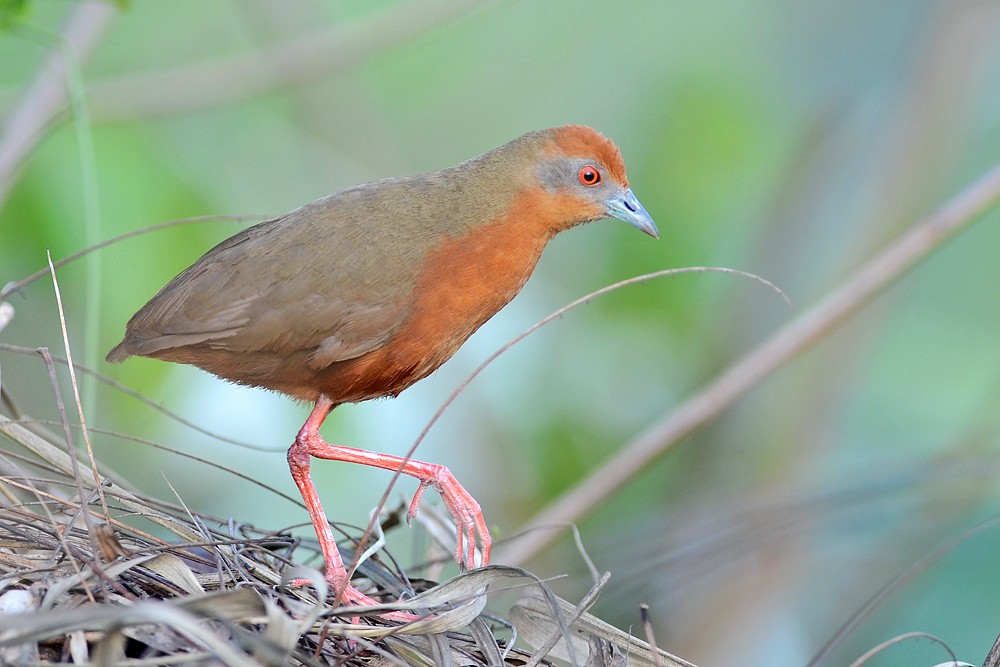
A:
[{"left": 108, "top": 133, "right": 551, "bottom": 402}]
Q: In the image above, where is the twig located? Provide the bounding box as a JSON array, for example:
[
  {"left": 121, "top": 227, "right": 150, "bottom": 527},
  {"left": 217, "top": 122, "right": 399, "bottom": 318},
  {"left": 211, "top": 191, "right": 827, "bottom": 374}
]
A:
[
  {"left": 640, "top": 604, "right": 662, "bottom": 667},
  {"left": 847, "top": 632, "right": 957, "bottom": 667},
  {"left": 498, "top": 158, "right": 1000, "bottom": 567},
  {"left": 0, "top": 343, "right": 276, "bottom": 453},
  {"left": 6, "top": 419, "right": 304, "bottom": 512},
  {"left": 46, "top": 252, "right": 108, "bottom": 519},
  {"left": 0, "top": 449, "right": 96, "bottom": 604},
  {"left": 0, "top": 412, "right": 205, "bottom": 543},
  {"left": 35, "top": 348, "right": 101, "bottom": 605}
]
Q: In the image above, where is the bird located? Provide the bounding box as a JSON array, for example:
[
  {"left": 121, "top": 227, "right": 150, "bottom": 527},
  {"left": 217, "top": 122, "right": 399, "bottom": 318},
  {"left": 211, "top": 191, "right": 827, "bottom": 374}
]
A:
[{"left": 106, "top": 125, "right": 657, "bottom": 611}]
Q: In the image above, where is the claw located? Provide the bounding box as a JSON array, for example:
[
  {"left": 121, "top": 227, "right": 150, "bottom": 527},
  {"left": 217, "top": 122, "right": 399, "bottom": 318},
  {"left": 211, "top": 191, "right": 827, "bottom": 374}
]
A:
[
  {"left": 397, "top": 461, "right": 491, "bottom": 570},
  {"left": 408, "top": 480, "right": 430, "bottom": 524}
]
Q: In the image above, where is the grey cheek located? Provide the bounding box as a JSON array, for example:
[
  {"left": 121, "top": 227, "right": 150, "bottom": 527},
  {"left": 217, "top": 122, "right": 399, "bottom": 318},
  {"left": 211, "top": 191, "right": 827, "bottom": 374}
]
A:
[{"left": 536, "top": 160, "right": 574, "bottom": 193}]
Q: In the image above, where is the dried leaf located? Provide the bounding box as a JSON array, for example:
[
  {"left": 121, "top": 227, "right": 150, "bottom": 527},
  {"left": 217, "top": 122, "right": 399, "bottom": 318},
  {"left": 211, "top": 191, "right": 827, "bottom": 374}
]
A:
[{"left": 144, "top": 553, "right": 205, "bottom": 595}]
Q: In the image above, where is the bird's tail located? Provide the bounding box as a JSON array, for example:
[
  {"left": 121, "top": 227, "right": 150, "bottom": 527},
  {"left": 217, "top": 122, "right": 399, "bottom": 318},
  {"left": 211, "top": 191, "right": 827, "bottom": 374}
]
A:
[{"left": 105, "top": 342, "right": 132, "bottom": 363}]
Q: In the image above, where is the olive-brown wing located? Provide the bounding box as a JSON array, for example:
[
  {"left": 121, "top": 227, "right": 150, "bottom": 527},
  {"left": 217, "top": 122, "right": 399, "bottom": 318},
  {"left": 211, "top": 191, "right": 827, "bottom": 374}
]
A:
[{"left": 111, "top": 193, "right": 429, "bottom": 369}]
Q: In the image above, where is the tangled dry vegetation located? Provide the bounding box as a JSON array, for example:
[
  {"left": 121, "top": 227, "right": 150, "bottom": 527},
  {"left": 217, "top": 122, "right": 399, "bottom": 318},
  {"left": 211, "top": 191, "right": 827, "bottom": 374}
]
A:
[{"left": 0, "top": 341, "right": 693, "bottom": 667}]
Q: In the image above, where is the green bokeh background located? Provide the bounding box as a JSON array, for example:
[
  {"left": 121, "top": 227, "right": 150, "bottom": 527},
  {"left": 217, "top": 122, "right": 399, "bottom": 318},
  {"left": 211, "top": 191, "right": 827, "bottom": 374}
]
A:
[{"left": 3, "top": 1, "right": 1000, "bottom": 665}]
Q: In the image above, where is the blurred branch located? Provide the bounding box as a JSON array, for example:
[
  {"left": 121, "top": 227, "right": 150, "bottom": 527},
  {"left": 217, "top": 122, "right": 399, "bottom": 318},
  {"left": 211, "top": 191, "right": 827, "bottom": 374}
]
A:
[
  {"left": 52, "top": 0, "right": 494, "bottom": 123},
  {"left": 499, "top": 159, "right": 1000, "bottom": 567},
  {"left": 0, "top": 1, "right": 117, "bottom": 204},
  {"left": 0, "top": 0, "right": 492, "bottom": 205}
]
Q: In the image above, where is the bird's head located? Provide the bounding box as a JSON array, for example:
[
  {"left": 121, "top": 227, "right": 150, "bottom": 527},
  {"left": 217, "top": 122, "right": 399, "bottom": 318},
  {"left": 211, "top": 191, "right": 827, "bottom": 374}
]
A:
[{"left": 533, "top": 125, "right": 658, "bottom": 239}]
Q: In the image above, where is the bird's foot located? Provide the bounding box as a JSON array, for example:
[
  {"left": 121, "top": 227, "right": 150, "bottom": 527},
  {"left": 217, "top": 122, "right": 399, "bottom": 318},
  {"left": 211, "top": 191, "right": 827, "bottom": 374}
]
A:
[{"left": 407, "top": 463, "right": 491, "bottom": 570}]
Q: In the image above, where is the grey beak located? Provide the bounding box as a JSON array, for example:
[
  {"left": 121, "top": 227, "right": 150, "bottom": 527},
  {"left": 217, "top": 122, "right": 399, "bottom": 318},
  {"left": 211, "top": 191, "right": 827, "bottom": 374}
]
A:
[{"left": 604, "top": 188, "right": 658, "bottom": 239}]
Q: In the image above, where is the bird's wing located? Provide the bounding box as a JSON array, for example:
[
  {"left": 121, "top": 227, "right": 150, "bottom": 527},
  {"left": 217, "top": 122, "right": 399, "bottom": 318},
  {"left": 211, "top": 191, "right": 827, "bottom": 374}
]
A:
[{"left": 121, "top": 205, "right": 420, "bottom": 367}]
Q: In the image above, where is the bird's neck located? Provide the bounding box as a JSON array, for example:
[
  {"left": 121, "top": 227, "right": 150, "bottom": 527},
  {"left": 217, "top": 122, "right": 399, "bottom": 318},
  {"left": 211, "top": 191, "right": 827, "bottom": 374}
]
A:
[{"left": 394, "top": 187, "right": 572, "bottom": 376}]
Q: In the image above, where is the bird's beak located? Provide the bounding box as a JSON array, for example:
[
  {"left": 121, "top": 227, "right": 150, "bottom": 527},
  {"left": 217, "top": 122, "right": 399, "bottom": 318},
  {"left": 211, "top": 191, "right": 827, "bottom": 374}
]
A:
[{"left": 604, "top": 188, "right": 658, "bottom": 239}]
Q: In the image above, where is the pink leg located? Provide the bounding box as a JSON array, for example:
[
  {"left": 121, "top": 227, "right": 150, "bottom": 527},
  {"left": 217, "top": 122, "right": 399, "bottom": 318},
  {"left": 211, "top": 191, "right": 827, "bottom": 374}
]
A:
[
  {"left": 287, "top": 397, "right": 412, "bottom": 617},
  {"left": 286, "top": 396, "right": 491, "bottom": 612}
]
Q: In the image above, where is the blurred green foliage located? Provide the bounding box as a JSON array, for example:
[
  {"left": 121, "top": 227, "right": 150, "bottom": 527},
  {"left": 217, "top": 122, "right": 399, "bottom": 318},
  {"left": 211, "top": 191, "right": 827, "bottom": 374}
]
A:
[
  {"left": 3, "top": 2, "right": 1000, "bottom": 665},
  {"left": 0, "top": 0, "right": 28, "bottom": 29}
]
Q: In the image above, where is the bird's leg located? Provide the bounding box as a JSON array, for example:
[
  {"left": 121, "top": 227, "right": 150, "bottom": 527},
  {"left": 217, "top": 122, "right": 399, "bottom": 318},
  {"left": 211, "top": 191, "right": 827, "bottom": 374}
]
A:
[
  {"left": 287, "top": 396, "right": 418, "bottom": 620},
  {"left": 295, "top": 396, "right": 491, "bottom": 571}
]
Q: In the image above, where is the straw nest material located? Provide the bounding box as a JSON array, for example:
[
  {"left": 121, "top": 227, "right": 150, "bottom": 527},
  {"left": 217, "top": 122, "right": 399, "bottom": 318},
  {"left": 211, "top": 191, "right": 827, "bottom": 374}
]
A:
[{"left": 0, "top": 339, "right": 694, "bottom": 666}]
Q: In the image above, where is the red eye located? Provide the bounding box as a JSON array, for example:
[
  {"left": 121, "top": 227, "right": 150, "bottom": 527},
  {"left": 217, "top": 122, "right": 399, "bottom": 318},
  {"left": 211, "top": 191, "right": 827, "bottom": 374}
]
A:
[{"left": 578, "top": 165, "right": 601, "bottom": 186}]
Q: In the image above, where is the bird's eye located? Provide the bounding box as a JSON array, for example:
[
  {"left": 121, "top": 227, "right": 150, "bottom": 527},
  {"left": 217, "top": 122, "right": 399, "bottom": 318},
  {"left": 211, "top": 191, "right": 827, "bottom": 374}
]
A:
[{"left": 578, "top": 165, "right": 601, "bottom": 186}]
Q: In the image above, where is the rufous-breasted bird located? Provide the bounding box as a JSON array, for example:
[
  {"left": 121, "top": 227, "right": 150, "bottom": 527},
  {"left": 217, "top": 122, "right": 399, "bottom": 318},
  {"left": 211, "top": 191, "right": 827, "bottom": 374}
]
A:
[{"left": 107, "top": 125, "right": 657, "bottom": 611}]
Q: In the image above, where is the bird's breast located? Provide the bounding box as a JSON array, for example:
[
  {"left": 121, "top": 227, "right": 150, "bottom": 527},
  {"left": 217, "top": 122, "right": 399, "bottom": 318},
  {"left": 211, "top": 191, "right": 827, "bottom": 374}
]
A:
[{"left": 317, "top": 191, "right": 553, "bottom": 403}]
